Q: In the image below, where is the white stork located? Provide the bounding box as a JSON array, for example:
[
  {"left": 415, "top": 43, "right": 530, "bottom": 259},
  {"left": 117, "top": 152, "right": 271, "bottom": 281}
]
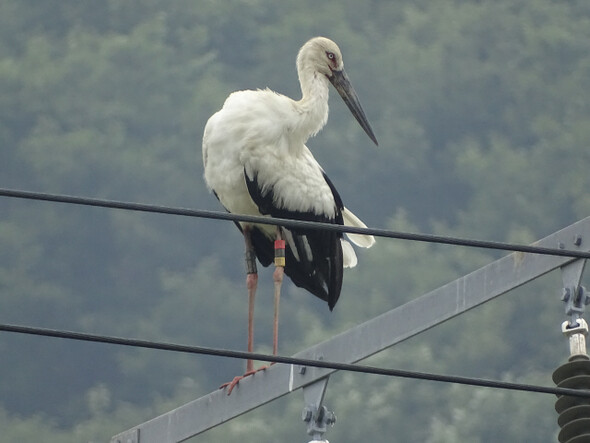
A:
[{"left": 202, "top": 37, "right": 377, "bottom": 393}]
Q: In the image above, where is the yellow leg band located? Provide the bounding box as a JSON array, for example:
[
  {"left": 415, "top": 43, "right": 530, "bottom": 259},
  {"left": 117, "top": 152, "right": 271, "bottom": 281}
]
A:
[{"left": 274, "top": 256, "right": 286, "bottom": 267}]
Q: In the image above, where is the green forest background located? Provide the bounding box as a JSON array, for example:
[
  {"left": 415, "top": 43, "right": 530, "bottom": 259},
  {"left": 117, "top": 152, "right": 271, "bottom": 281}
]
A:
[{"left": 1, "top": 0, "right": 590, "bottom": 441}]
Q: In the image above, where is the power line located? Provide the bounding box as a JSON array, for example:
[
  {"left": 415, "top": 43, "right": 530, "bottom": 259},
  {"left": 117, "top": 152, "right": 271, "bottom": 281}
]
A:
[
  {"left": 1, "top": 187, "right": 589, "bottom": 259},
  {"left": 0, "top": 322, "right": 586, "bottom": 399}
]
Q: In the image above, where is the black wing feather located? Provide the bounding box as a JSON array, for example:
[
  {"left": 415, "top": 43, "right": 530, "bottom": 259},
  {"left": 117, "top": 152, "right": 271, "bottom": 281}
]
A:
[{"left": 244, "top": 168, "right": 345, "bottom": 310}]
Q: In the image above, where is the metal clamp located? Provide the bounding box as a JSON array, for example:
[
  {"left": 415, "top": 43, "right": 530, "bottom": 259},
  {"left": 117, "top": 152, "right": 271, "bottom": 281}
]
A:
[
  {"left": 560, "top": 258, "right": 588, "bottom": 328},
  {"left": 302, "top": 404, "right": 336, "bottom": 440},
  {"left": 562, "top": 285, "right": 590, "bottom": 327},
  {"left": 302, "top": 377, "right": 334, "bottom": 442}
]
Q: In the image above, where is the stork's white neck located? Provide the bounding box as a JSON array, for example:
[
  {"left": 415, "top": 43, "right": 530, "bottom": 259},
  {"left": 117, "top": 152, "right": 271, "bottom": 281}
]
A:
[{"left": 293, "top": 67, "right": 330, "bottom": 143}]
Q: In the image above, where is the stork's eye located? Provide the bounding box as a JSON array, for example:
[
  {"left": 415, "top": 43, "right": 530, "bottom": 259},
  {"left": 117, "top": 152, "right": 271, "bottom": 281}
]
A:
[{"left": 326, "top": 51, "right": 335, "bottom": 60}]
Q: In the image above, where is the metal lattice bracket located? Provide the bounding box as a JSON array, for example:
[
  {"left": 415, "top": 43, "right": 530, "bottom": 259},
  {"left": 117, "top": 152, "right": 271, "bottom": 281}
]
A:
[{"left": 110, "top": 217, "right": 590, "bottom": 443}]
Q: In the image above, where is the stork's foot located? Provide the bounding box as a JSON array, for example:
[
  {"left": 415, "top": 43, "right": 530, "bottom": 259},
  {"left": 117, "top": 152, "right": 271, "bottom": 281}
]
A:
[{"left": 220, "top": 365, "right": 270, "bottom": 395}]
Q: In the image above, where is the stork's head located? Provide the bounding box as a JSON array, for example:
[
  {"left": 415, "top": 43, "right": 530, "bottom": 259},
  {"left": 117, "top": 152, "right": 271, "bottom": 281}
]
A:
[{"left": 297, "top": 37, "right": 378, "bottom": 146}]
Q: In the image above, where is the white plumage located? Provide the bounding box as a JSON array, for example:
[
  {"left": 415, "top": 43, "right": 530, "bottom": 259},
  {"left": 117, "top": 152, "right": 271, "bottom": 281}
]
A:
[{"left": 203, "top": 37, "right": 377, "bottom": 390}]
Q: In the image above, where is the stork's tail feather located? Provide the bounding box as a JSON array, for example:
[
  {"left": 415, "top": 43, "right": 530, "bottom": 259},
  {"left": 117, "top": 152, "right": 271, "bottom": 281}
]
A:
[
  {"left": 342, "top": 207, "right": 375, "bottom": 249},
  {"left": 341, "top": 239, "right": 357, "bottom": 268}
]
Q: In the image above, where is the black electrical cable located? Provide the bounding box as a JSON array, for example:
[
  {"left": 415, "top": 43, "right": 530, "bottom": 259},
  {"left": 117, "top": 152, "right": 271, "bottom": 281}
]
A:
[
  {"left": 1, "top": 187, "right": 589, "bottom": 259},
  {"left": 0, "top": 322, "right": 587, "bottom": 399}
]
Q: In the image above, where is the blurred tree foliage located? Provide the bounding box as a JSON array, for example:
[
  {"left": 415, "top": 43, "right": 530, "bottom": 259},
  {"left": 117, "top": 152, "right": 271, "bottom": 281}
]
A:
[{"left": 1, "top": 0, "right": 589, "bottom": 441}]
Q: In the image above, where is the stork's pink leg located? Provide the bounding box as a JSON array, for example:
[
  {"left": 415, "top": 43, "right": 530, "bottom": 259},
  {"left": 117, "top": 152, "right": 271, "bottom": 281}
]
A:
[
  {"left": 244, "top": 227, "right": 259, "bottom": 373},
  {"left": 246, "top": 267, "right": 257, "bottom": 373},
  {"left": 220, "top": 227, "right": 259, "bottom": 394},
  {"left": 273, "top": 229, "right": 285, "bottom": 356}
]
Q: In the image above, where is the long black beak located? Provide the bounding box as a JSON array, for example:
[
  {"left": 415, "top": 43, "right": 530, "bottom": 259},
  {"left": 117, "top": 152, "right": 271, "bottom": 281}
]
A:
[{"left": 329, "top": 69, "right": 378, "bottom": 146}]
